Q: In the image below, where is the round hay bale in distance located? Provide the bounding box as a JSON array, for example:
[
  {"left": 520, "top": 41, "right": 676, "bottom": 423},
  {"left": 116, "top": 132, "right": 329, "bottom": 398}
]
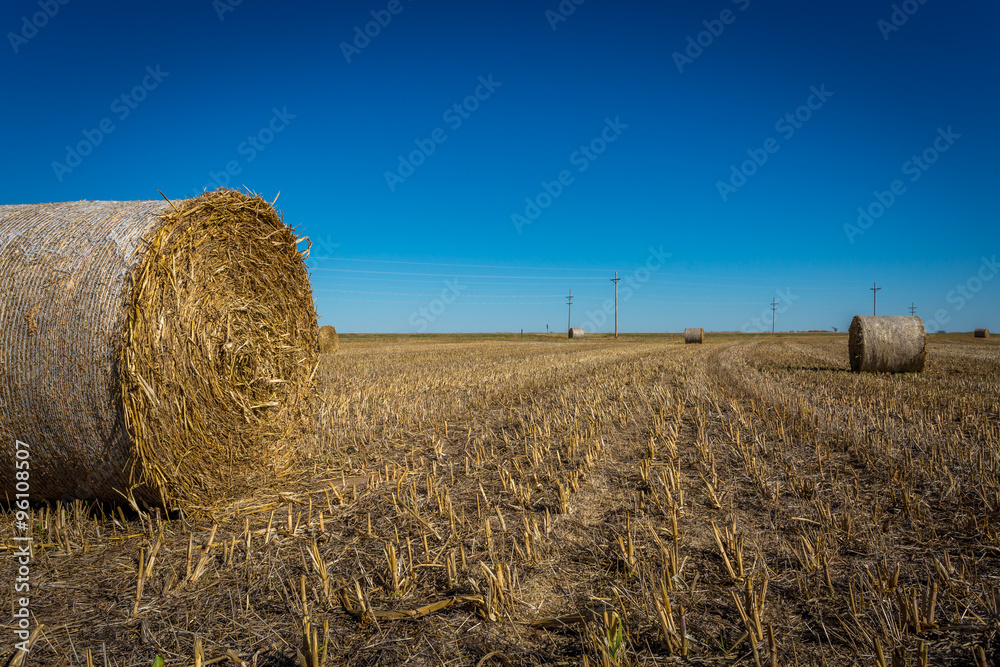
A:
[
  {"left": 319, "top": 325, "right": 339, "bottom": 353},
  {"left": 974, "top": 328, "right": 990, "bottom": 338},
  {"left": 848, "top": 315, "right": 925, "bottom": 373},
  {"left": 0, "top": 189, "right": 319, "bottom": 507},
  {"left": 684, "top": 328, "right": 704, "bottom": 344},
  {"left": 568, "top": 327, "right": 585, "bottom": 339}
]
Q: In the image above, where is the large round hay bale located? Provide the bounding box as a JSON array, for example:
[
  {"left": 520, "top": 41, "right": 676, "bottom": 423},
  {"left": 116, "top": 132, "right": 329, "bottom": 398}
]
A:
[
  {"left": 319, "top": 325, "right": 339, "bottom": 353},
  {"left": 684, "top": 328, "right": 703, "bottom": 344},
  {"left": 0, "top": 189, "right": 319, "bottom": 507},
  {"left": 974, "top": 328, "right": 990, "bottom": 338},
  {"left": 848, "top": 315, "right": 925, "bottom": 373},
  {"left": 568, "top": 327, "right": 584, "bottom": 339}
]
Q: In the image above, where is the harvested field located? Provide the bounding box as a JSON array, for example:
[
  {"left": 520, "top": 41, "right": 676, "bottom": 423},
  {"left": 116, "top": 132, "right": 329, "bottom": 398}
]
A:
[{"left": 2, "top": 334, "right": 999, "bottom": 665}]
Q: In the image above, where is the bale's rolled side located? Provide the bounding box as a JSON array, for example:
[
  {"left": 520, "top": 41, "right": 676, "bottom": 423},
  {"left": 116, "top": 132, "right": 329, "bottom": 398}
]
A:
[
  {"left": 684, "top": 328, "right": 704, "bottom": 344},
  {"left": 319, "top": 325, "right": 339, "bottom": 353},
  {"left": 974, "top": 328, "right": 990, "bottom": 338},
  {"left": 0, "top": 189, "right": 319, "bottom": 506},
  {"left": 848, "top": 315, "right": 925, "bottom": 373},
  {"left": 568, "top": 328, "right": 585, "bottom": 339}
]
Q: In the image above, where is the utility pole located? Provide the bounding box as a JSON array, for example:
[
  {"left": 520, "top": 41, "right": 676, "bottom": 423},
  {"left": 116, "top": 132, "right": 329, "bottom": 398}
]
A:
[
  {"left": 566, "top": 289, "right": 573, "bottom": 332},
  {"left": 870, "top": 282, "right": 881, "bottom": 316},
  {"left": 770, "top": 298, "right": 778, "bottom": 336},
  {"left": 909, "top": 302, "right": 916, "bottom": 316},
  {"left": 610, "top": 272, "right": 621, "bottom": 338}
]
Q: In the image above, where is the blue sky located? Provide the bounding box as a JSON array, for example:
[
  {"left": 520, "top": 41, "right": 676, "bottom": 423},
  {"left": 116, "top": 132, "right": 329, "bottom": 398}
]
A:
[{"left": 2, "top": 0, "right": 997, "bottom": 333}]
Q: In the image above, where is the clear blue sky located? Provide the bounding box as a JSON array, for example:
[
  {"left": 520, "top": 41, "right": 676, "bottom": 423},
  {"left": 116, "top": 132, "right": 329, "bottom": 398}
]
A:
[{"left": 3, "top": 0, "right": 997, "bottom": 333}]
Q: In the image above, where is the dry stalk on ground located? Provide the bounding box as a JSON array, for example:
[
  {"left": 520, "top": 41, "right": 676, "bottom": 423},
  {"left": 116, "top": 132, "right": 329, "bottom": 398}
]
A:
[{"left": 1, "top": 333, "right": 998, "bottom": 665}]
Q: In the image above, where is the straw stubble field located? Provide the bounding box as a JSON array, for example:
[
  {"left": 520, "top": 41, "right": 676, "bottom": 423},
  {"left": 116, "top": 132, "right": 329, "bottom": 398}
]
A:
[{"left": 2, "top": 334, "right": 999, "bottom": 665}]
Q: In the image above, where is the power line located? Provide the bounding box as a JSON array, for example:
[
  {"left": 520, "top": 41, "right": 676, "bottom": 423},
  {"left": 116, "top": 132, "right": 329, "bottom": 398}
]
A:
[
  {"left": 310, "top": 256, "right": 845, "bottom": 285},
  {"left": 313, "top": 296, "right": 810, "bottom": 313},
  {"left": 315, "top": 275, "right": 603, "bottom": 286},
  {"left": 316, "top": 283, "right": 799, "bottom": 305},
  {"left": 318, "top": 273, "right": 801, "bottom": 296},
  {"left": 610, "top": 272, "right": 621, "bottom": 339},
  {"left": 313, "top": 297, "right": 570, "bottom": 305},
  {"left": 309, "top": 256, "right": 610, "bottom": 272},
  {"left": 310, "top": 268, "right": 851, "bottom": 290},
  {"left": 566, "top": 289, "right": 574, "bottom": 331},
  {"left": 309, "top": 267, "right": 612, "bottom": 279},
  {"left": 770, "top": 298, "right": 778, "bottom": 336},
  {"left": 314, "top": 295, "right": 794, "bottom": 309},
  {"left": 314, "top": 289, "right": 567, "bottom": 298}
]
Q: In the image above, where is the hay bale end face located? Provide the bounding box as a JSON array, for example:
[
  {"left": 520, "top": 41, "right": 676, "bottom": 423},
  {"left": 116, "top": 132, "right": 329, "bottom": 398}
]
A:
[
  {"left": 568, "top": 328, "right": 585, "bottom": 339},
  {"left": 319, "top": 325, "right": 339, "bottom": 353},
  {"left": 684, "top": 328, "right": 704, "bottom": 344},
  {"left": 0, "top": 189, "right": 319, "bottom": 507},
  {"left": 848, "top": 315, "right": 925, "bottom": 373},
  {"left": 974, "top": 328, "right": 990, "bottom": 338}
]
